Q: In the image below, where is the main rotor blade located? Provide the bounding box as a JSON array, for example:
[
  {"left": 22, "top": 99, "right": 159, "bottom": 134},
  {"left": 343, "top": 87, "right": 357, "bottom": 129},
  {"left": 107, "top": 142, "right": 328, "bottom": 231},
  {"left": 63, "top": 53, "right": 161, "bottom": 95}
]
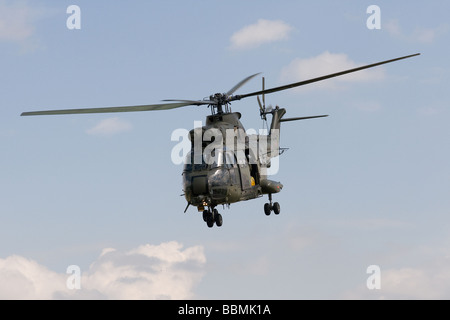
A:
[
  {"left": 233, "top": 53, "right": 420, "bottom": 100},
  {"left": 280, "top": 115, "right": 329, "bottom": 122},
  {"left": 162, "top": 99, "right": 216, "bottom": 105},
  {"left": 21, "top": 102, "right": 193, "bottom": 116},
  {"left": 226, "top": 73, "right": 261, "bottom": 96}
]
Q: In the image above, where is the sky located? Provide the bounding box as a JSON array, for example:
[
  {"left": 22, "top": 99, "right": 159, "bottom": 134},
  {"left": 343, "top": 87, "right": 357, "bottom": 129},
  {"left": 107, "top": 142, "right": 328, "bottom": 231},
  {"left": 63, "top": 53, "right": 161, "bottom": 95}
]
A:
[{"left": 0, "top": 0, "right": 449, "bottom": 299}]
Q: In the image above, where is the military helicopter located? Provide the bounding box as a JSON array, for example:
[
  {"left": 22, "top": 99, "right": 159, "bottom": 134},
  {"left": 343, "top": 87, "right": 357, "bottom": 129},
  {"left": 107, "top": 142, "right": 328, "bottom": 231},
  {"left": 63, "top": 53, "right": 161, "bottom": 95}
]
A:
[{"left": 21, "top": 53, "right": 419, "bottom": 228}]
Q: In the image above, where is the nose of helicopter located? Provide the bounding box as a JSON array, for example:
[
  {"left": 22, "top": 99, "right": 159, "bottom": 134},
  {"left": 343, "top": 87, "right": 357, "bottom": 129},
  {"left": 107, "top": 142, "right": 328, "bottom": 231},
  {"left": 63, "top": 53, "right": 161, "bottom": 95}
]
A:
[
  {"left": 191, "top": 175, "right": 208, "bottom": 196},
  {"left": 183, "top": 167, "right": 232, "bottom": 206}
]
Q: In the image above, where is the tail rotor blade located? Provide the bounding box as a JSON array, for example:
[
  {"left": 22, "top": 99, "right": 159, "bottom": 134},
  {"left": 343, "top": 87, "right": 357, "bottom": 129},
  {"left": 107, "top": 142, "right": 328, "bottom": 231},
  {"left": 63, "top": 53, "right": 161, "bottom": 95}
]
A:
[{"left": 257, "top": 96, "right": 264, "bottom": 112}]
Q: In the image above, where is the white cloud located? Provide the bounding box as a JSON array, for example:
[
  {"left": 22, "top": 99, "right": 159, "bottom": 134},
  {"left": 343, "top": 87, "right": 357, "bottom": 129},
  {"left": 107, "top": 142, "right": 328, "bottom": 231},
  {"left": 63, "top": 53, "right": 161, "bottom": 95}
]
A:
[
  {"left": 378, "top": 267, "right": 450, "bottom": 299},
  {"left": 83, "top": 242, "right": 206, "bottom": 300},
  {"left": 86, "top": 117, "right": 133, "bottom": 136},
  {"left": 385, "top": 20, "right": 449, "bottom": 44},
  {"left": 279, "top": 51, "right": 385, "bottom": 91},
  {"left": 0, "top": 242, "right": 206, "bottom": 300},
  {"left": 384, "top": 20, "right": 402, "bottom": 38},
  {"left": 0, "top": 255, "right": 67, "bottom": 299},
  {"left": 0, "top": 1, "right": 33, "bottom": 42},
  {"left": 230, "top": 19, "right": 293, "bottom": 50},
  {"left": 0, "top": 0, "right": 48, "bottom": 50}
]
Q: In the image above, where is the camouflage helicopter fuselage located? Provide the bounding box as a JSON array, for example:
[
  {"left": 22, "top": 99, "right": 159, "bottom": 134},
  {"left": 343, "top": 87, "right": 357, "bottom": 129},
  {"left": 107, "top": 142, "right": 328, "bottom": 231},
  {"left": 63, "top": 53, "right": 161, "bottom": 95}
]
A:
[{"left": 182, "top": 110, "right": 283, "bottom": 212}]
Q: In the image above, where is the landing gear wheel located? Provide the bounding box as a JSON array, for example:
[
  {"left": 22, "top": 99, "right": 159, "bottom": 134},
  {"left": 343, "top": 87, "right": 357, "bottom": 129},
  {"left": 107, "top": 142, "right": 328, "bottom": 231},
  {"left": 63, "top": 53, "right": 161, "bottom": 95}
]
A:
[
  {"left": 203, "top": 207, "right": 223, "bottom": 228},
  {"left": 215, "top": 213, "right": 223, "bottom": 227},
  {"left": 264, "top": 203, "right": 271, "bottom": 216},
  {"left": 206, "top": 216, "right": 215, "bottom": 228},
  {"left": 205, "top": 208, "right": 218, "bottom": 228},
  {"left": 273, "top": 202, "right": 280, "bottom": 215}
]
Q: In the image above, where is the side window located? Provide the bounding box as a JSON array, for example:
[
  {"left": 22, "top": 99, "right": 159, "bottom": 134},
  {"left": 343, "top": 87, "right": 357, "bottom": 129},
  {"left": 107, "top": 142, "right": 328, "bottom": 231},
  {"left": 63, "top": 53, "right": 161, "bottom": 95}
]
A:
[{"left": 183, "top": 151, "right": 192, "bottom": 172}]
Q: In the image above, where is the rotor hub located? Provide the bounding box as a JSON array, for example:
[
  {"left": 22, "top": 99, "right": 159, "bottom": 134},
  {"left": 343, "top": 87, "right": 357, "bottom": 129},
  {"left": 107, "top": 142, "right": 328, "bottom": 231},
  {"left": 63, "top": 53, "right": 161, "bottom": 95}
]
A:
[
  {"left": 208, "top": 93, "right": 232, "bottom": 114},
  {"left": 209, "top": 93, "right": 228, "bottom": 105}
]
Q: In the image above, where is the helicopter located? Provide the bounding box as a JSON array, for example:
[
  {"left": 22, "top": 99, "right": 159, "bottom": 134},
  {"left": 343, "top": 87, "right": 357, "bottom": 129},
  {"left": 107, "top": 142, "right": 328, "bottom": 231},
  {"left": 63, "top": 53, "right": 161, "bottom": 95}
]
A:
[{"left": 21, "top": 53, "right": 420, "bottom": 228}]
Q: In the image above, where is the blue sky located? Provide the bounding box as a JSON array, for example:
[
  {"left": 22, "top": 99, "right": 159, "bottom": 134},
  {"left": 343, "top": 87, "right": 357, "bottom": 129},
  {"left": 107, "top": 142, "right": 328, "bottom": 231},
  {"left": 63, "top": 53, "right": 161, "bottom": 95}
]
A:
[{"left": 0, "top": 0, "right": 449, "bottom": 299}]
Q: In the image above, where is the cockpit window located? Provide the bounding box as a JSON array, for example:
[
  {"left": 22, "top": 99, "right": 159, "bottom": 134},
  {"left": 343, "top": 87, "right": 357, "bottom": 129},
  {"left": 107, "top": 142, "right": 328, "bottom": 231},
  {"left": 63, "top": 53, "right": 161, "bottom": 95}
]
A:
[
  {"left": 184, "top": 148, "right": 235, "bottom": 172},
  {"left": 184, "top": 151, "right": 206, "bottom": 172},
  {"left": 204, "top": 148, "right": 224, "bottom": 168}
]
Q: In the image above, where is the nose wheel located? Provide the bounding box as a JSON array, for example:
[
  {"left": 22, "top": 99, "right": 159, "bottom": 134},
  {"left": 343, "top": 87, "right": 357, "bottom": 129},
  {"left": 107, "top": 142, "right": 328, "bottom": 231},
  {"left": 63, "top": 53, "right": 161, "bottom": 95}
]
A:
[
  {"left": 264, "top": 194, "right": 280, "bottom": 216},
  {"left": 203, "top": 207, "right": 223, "bottom": 228}
]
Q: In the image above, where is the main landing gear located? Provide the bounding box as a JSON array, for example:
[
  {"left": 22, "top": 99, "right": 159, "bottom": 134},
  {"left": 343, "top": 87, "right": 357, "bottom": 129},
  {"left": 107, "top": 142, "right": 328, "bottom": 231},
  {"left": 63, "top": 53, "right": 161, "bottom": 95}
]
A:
[
  {"left": 264, "top": 194, "right": 280, "bottom": 216},
  {"left": 203, "top": 207, "right": 223, "bottom": 228}
]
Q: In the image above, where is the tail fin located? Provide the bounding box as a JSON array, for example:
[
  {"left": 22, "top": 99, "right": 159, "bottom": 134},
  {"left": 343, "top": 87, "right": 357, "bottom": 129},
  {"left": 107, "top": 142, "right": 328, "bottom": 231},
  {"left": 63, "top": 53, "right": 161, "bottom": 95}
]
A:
[
  {"left": 269, "top": 107, "right": 286, "bottom": 135},
  {"left": 263, "top": 107, "right": 286, "bottom": 161}
]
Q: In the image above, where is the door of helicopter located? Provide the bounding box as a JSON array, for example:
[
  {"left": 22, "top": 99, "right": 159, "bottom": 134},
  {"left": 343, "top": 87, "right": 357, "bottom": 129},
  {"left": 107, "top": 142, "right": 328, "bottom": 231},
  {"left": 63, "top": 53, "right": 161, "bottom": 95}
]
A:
[
  {"left": 225, "top": 150, "right": 240, "bottom": 188},
  {"left": 224, "top": 149, "right": 252, "bottom": 191},
  {"left": 237, "top": 159, "right": 252, "bottom": 190},
  {"left": 247, "top": 148, "right": 260, "bottom": 187}
]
